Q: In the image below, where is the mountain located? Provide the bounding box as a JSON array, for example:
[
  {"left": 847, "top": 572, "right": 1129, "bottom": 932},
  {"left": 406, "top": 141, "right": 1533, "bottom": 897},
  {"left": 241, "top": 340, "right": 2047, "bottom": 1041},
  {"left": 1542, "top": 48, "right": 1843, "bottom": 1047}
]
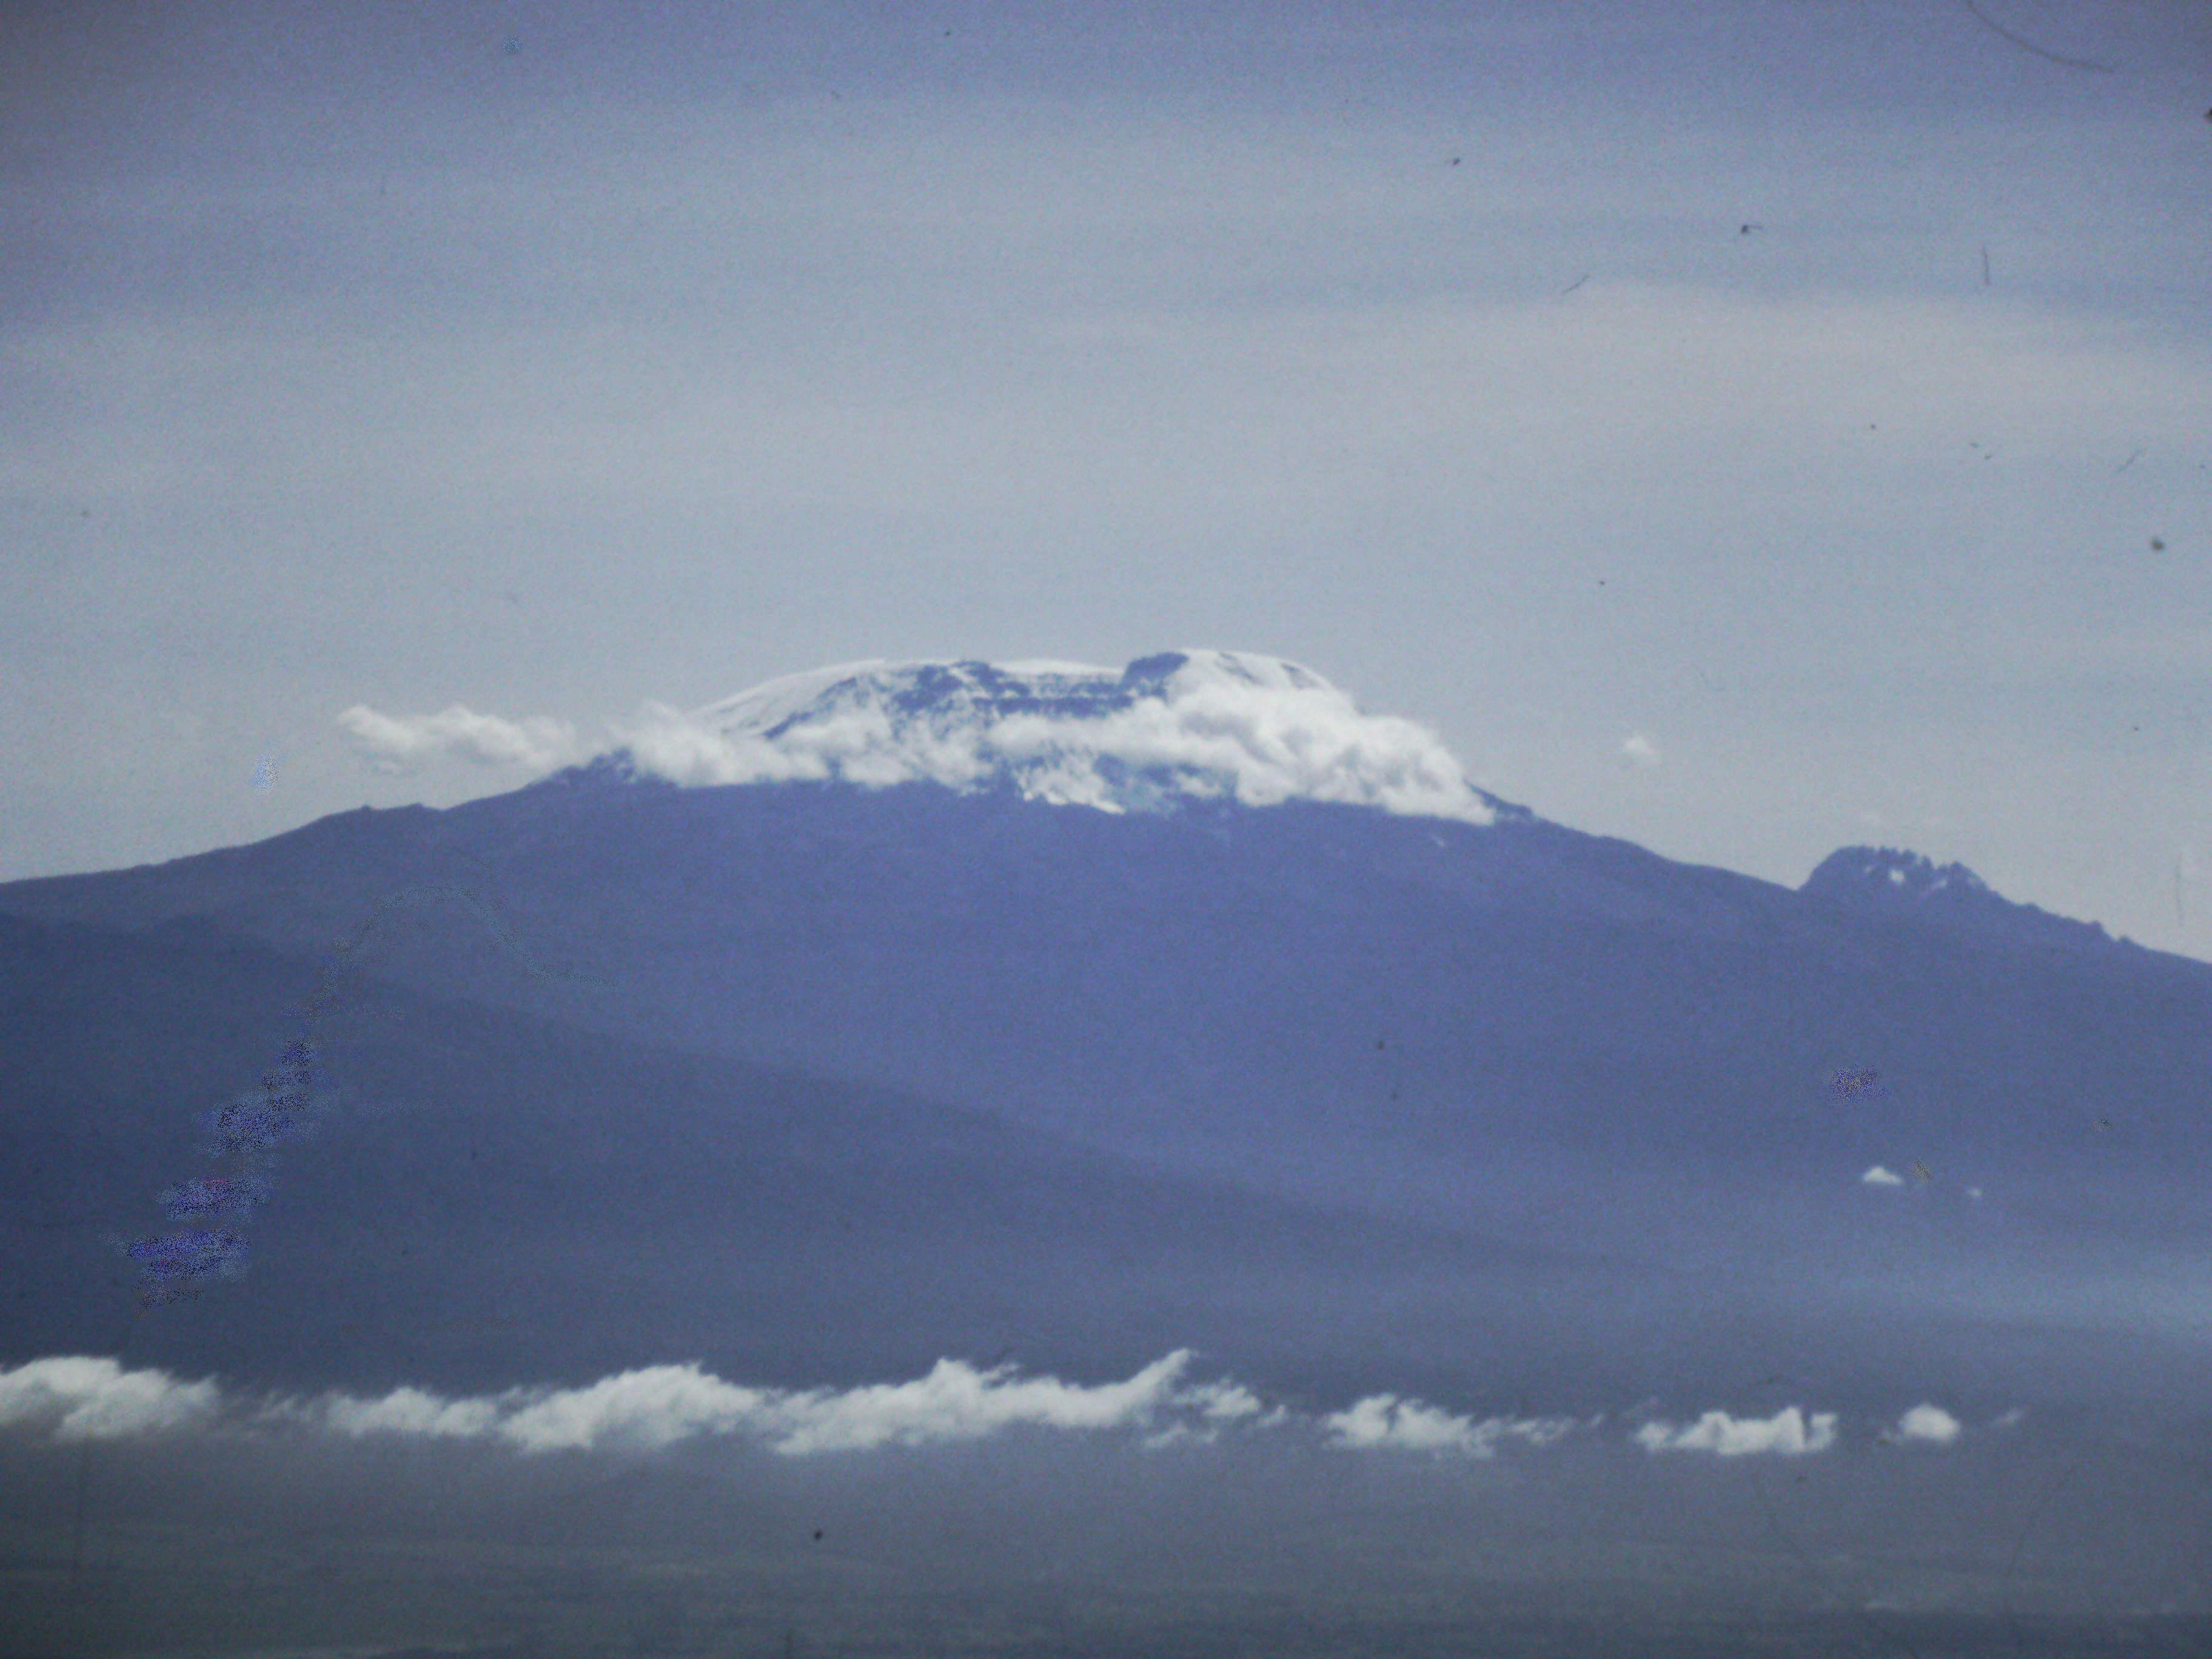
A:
[
  {"left": 4, "top": 652, "right": 2211, "bottom": 1406},
  {"left": 1801, "top": 844, "right": 2122, "bottom": 954}
]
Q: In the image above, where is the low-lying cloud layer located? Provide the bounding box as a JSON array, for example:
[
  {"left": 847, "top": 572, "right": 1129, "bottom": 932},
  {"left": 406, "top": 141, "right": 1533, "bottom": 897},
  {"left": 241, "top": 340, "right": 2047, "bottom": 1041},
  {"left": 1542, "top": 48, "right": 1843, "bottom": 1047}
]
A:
[
  {"left": 1, "top": 1355, "right": 1969, "bottom": 1469},
  {"left": 339, "top": 651, "right": 1496, "bottom": 823},
  {"left": 0, "top": 1351, "right": 1276, "bottom": 1458}
]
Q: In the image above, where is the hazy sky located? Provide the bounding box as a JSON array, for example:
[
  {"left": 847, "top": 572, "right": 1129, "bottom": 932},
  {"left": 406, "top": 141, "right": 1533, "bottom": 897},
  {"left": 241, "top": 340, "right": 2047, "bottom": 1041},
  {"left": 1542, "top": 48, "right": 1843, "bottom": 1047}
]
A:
[{"left": 6, "top": 1, "right": 2209, "bottom": 953}]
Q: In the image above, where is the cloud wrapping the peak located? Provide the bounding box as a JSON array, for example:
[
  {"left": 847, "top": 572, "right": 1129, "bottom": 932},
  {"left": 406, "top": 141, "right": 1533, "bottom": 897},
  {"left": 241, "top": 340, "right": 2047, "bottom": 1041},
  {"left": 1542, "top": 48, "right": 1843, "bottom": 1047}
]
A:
[
  {"left": 332, "top": 654, "right": 1492, "bottom": 823},
  {"left": 1635, "top": 1406, "right": 1839, "bottom": 1457},
  {"left": 611, "top": 652, "right": 1495, "bottom": 824},
  {"left": 337, "top": 703, "right": 580, "bottom": 773}
]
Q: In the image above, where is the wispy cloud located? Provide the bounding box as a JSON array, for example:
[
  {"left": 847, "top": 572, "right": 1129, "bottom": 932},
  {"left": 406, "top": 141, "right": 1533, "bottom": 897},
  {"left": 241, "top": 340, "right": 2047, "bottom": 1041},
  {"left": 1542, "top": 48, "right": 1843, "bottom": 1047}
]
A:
[
  {"left": 1322, "top": 1393, "right": 1579, "bottom": 1458},
  {"left": 1618, "top": 732, "right": 1661, "bottom": 770},
  {"left": 335, "top": 703, "right": 580, "bottom": 773},
  {"left": 1635, "top": 1406, "right": 1839, "bottom": 1457},
  {"left": 1861, "top": 1164, "right": 1908, "bottom": 1188}
]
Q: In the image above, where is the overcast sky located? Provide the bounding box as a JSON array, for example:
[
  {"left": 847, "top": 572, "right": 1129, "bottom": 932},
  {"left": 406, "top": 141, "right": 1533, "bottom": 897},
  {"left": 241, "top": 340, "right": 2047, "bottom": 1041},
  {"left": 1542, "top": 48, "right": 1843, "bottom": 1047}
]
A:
[{"left": 6, "top": 1, "right": 2208, "bottom": 953}]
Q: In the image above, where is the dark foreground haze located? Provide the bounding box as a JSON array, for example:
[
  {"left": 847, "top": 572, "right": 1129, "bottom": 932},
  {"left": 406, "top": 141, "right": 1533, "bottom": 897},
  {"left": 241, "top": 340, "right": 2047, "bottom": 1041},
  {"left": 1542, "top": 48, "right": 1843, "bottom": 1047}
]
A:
[{"left": 8, "top": 1424, "right": 2212, "bottom": 1658}]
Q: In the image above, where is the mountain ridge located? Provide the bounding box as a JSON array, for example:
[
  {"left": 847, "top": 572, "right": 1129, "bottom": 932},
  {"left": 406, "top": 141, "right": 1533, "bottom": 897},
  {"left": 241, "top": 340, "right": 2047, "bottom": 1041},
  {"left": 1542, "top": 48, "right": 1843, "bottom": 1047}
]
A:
[
  {"left": 5, "top": 779, "right": 2205, "bottom": 1227},
  {"left": 1801, "top": 843, "right": 2125, "bottom": 956}
]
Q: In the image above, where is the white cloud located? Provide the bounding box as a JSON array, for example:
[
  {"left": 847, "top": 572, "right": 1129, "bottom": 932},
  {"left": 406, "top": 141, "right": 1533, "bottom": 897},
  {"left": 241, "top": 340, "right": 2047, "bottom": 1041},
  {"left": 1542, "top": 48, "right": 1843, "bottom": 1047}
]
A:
[
  {"left": 1892, "top": 1404, "right": 1961, "bottom": 1445},
  {"left": 493, "top": 1365, "right": 772, "bottom": 1453},
  {"left": 611, "top": 652, "right": 1495, "bottom": 825},
  {"left": 1635, "top": 1406, "right": 1839, "bottom": 1457},
  {"left": 308, "top": 1349, "right": 1272, "bottom": 1457},
  {"left": 0, "top": 1351, "right": 1284, "bottom": 1456},
  {"left": 1322, "top": 1393, "right": 1577, "bottom": 1458},
  {"left": 336, "top": 703, "right": 579, "bottom": 773},
  {"left": 1, "top": 1353, "right": 1862, "bottom": 1472},
  {"left": 756, "top": 1352, "right": 1218, "bottom": 1456},
  {"left": 318, "top": 1385, "right": 503, "bottom": 1441},
  {"left": 1861, "top": 1164, "right": 1907, "bottom": 1187},
  {"left": 0, "top": 1356, "right": 220, "bottom": 1441},
  {"left": 1618, "top": 732, "right": 1661, "bottom": 770}
]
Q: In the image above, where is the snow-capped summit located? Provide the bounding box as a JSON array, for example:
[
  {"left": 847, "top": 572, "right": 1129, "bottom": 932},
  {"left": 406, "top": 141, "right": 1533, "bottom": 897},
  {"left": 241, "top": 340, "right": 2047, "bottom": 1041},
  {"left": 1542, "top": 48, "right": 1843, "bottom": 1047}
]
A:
[{"left": 609, "top": 650, "right": 1493, "bottom": 823}]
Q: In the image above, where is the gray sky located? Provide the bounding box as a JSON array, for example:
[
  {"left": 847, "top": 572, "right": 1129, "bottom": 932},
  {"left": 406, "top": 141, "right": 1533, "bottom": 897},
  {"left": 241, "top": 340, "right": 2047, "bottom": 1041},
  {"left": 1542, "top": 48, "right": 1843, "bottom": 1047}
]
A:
[{"left": 6, "top": 1, "right": 2209, "bottom": 953}]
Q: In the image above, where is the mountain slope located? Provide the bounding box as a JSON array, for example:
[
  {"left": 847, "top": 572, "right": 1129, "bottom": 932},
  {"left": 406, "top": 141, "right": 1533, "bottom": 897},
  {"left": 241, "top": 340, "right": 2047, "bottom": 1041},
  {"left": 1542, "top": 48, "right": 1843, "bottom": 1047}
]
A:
[
  {"left": 8, "top": 777, "right": 2204, "bottom": 1210},
  {"left": 1, "top": 909, "right": 1594, "bottom": 1399}
]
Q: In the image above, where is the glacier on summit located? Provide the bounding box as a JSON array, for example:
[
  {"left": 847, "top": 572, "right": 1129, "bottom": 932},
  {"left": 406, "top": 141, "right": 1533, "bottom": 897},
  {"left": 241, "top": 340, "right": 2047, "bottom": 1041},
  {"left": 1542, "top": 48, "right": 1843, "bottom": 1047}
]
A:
[{"left": 606, "top": 650, "right": 1495, "bottom": 823}]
